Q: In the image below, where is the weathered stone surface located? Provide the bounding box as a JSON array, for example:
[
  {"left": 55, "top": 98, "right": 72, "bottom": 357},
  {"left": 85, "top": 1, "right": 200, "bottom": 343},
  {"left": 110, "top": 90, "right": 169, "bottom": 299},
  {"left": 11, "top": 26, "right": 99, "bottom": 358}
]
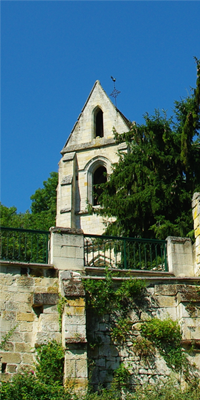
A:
[
  {"left": 35, "top": 332, "right": 61, "bottom": 345},
  {"left": 18, "top": 322, "right": 34, "bottom": 332},
  {"left": 67, "top": 298, "right": 85, "bottom": 307},
  {"left": 177, "top": 285, "right": 200, "bottom": 303},
  {"left": 7, "top": 364, "right": 17, "bottom": 373},
  {"left": 63, "top": 280, "right": 85, "bottom": 297},
  {"left": 17, "top": 312, "right": 35, "bottom": 322},
  {"left": 156, "top": 295, "right": 177, "bottom": 308},
  {"left": 63, "top": 152, "right": 76, "bottom": 162},
  {"left": 154, "top": 284, "right": 177, "bottom": 296},
  {"left": 64, "top": 314, "right": 85, "bottom": 326},
  {"left": 15, "top": 342, "right": 32, "bottom": 352},
  {"left": 0, "top": 352, "right": 21, "bottom": 363},
  {"left": 43, "top": 305, "right": 58, "bottom": 313},
  {"left": 65, "top": 349, "right": 87, "bottom": 360},
  {"left": 2, "top": 342, "right": 14, "bottom": 351},
  {"left": 76, "top": 359, "right": 88, "bottom": 378},
  {"left": 32, "top": 293, "right": 59, "bottom": 306},
  {"left": 21, "top": 353, "right": 34, "bottom": 364},
  {"left": 16, "top": 276, "right": 34, "bottom": 288},
  {"left": 65, "top": 359, "right": 76, "bottom": 377}
]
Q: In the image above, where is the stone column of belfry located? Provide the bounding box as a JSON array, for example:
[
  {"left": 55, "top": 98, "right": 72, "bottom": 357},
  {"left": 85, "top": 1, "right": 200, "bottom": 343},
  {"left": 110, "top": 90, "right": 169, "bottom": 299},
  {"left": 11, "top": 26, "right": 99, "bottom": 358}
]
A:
[{"left": 192, "top": 192, "right": 200, "bottom": 274}]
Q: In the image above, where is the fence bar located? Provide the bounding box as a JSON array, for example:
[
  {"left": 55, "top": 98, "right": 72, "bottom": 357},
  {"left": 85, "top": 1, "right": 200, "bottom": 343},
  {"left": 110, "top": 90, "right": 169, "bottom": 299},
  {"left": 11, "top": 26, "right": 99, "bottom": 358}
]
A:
[
  {"left": 84, "top": 233, "right": 168, "bottom": 271},
  {"left": 0, "top": 226, "right": 49, "bottom": 264}
]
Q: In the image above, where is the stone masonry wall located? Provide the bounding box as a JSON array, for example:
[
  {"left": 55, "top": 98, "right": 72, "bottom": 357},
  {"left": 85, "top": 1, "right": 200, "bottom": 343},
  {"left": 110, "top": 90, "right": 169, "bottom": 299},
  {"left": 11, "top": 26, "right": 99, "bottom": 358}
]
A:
[
  {"left": 0, "top": 263, "right": 60, "bottom": 381},
  {"left": 87, "top": 280, "right": 200, "bottom": 389}
]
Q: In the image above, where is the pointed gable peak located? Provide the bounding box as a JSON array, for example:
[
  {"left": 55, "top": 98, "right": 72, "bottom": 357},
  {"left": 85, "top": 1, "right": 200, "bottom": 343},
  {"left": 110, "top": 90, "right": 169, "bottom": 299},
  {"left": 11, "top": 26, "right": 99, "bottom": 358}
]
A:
[{"left": 62, "top": 80, "right": 130, "bottom": 152}]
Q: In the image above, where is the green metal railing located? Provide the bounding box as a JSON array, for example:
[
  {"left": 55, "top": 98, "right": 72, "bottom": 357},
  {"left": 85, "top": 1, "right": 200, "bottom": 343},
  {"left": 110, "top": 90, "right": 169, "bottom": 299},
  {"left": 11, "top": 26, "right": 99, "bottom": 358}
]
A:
[
  {"left": 84, "top": 234, "right": 168, "bottom": 271},
  {"left": 0, "top": 227, "right": 49, "bottom": 264}
]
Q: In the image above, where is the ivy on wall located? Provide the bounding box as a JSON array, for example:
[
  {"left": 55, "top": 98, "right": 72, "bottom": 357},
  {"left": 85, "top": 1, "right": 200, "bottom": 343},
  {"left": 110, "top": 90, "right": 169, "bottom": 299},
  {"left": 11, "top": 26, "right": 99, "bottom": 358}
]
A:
[{"left": 83, "top": 271, "right": 197, "bottom": 382}]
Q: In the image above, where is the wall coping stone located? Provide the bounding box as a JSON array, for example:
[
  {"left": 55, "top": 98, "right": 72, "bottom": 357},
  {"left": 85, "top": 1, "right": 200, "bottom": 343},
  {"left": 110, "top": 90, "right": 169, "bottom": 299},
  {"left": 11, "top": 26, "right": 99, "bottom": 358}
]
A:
[
  {"left": 50, "top": 227, "right": 84, "bottom": 235},
  {"left": 0, "top": 260, "right": 54, "bottom": 269},
  {"left": 85, "top": 266, "right": 174, "bottom": 278},
  {"left": 166, "top": 236, "right": 192, "bottom": 244},
  {"left": 82, "top": 275, "right": 200, "bottom": 283}
]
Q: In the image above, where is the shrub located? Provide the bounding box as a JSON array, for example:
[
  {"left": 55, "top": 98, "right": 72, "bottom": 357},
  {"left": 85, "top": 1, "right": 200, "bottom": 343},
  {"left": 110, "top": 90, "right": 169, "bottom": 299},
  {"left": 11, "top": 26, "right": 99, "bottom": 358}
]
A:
[
  {"left": 0, "top": 371, "right": 71, "bottom": 400},
  {"left": 35, "top": 340, "right": 64, "bottom": 385}
]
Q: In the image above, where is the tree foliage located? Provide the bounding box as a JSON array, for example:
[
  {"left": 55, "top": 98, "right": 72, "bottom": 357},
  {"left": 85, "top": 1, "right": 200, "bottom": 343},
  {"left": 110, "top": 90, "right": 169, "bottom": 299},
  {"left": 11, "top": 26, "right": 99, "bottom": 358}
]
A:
[
  {"left": 97, "top": 58, "right": 200, "bottom": 239},
  {"left": 0, "top": 172, "right": 58, "bottom": 231}
]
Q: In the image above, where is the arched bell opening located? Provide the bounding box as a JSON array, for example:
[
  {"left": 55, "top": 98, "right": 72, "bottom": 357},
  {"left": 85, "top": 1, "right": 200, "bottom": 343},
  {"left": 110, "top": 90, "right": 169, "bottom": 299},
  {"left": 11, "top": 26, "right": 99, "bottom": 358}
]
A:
[
  {"left": 92, "top": 166, "right": 107, "bottom": 206},
  {"left": 93, "top": 107, "right": 104, "bottom": 138}
]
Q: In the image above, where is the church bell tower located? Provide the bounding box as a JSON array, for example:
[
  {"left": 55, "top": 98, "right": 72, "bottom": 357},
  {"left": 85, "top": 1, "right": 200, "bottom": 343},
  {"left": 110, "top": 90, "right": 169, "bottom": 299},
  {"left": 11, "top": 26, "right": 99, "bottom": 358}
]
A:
[{"left": 56, "top": 80, "right": 130, "bottom": 235}]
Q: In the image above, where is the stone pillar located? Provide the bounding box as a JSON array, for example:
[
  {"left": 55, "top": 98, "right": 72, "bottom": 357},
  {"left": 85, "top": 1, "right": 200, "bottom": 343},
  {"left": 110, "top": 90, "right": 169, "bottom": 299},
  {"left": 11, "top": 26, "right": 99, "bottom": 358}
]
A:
[
  {"left": 60, "top": 271, "right": 88, "bottom": 391},
  {"left": 49, "top": 227, "right": 84, "bottom": 271},
  {"left": 192, "top": 192, "right": 200, "bottom": 275},
  {"left": 166, "top": 236, "right": 194, "bottom": 277}
]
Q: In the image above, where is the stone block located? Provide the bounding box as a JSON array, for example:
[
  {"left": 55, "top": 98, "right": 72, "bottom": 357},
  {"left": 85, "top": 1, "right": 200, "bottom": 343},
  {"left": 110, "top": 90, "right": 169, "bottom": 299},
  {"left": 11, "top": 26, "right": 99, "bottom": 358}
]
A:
[
  {"left": 154, "top": 284, "right": 177, "bottom": 296},
  {"left": 2, "top": 311, "right": 16, "bottom": 321},
  {"left": 177, "top": 302, "right": 199, "bottom": 319},
  {"left": 65, "top": 349, "right": 87, "bottom": 360},
  {"left": 65, "top": 322, "right": 86, "bottom": 339},
  {"left": 97, "top": 333, "right": 110, "bottom": 345},
  {"left": 5, "top": 301, "right": 18, "bottom": 311},
  {"left": 0, "top": 352, "right": 21, "bottom": 364},
  {"left": 18, "top": 322, "right": 34, "bottom": 332},
  {"left": 17, "top": 312, "right": 35, "bottom": 322},
  {"left": 64, "top": 314, "right": 85, "bottom": 327},
  {"left": 24, "top": 332, "right": 34, "bottom": 343},
  {"left": 0, "top": 300, "right": 6, "bottom": 311},
  {"left": 15, "top": 342, "right": 32, "bottom": 352},
  {"left": 176, "top": 285, "right": 200, "bottom": 304},
  {"left": 7, "top": 364, "right": 17, "bottom": 373},
  {"left": 99, "top": 344, "right": 112, "bottom": 357},
  {"left": 47, "top": 286, "right": 58, "bottom": 293},
  {"left": 43, "top": 305, "right": 58, "bottom": 313},
  {"left": 156, "top": 295, "right": 177, "bottom": 308},
  {"left": 75, "top": 359, "right": 88, "bottom": 378},
  {"left": 32, "top": 293, "right": 59, "bottom": 306},
  {"left": 63, "top": 280, "right": 85, "bottom": 297},
  {"left": 0, "top": 276, "right": 16, "bottom": 286},
  {"left": 35, "top": 331, "right": 61, "bottom": 344},
  {"left": 14, "top": 293, "right": 32, "bottom": 303},
  {"left": 195, "top": 226, "right": 200, "bottom": 238},
  {"left": 2, "top": 342, "right": 14, "bottom": 351},
  {"left": 8, "top": 332, "right": 24, "bottom": 342},
  {"left": 16, "top": 276, "right": 34, "bottom": 288},
  {"left": 99, "top": 323, "right": 108, "bottom": 332},
  {"left": 156, "top": 307, "right": 177, "bottom": 321},
  {"left": 67, "top": 298, "right": 85, "bottom": 307},
  {"left": 65, "top": 359, "right": 76, "bottom": 377},
  {"left": 21, "top": 353, "right": 34, "bottom": 364},
  {"left": 53, "top": 257, "right": 84, "bottom": 271},
  {"left": 166, "top": 236, "right": 194, "bottom": 276},
  {"left": 16, "top": 302, "right": 32, "bottom": 313},
  {"left": 39, "top": 314, "right": 59, "bottom": 332},
  {"left": 95, "top": 359, "right": 106, "bottom": 367}
]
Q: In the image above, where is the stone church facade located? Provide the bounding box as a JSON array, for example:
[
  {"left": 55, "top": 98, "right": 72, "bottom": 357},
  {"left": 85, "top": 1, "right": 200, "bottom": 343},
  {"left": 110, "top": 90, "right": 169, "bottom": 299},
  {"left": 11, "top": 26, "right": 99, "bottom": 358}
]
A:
[{"left": 56, "top": 80, "right": 130, "bottom": 235}]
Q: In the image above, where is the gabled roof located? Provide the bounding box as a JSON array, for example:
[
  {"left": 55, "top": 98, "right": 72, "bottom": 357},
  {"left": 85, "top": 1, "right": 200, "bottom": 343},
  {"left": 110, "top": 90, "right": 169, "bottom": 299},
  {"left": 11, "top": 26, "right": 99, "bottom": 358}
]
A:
[{"left": 62, "top": 80, "right": 131, "bottom": 151}]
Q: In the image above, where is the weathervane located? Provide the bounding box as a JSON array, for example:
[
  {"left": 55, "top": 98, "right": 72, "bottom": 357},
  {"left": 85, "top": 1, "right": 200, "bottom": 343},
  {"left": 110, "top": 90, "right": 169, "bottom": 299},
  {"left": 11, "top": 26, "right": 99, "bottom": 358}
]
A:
[{"left": 110, "top": 76, "right": 121, "bottom": 107}]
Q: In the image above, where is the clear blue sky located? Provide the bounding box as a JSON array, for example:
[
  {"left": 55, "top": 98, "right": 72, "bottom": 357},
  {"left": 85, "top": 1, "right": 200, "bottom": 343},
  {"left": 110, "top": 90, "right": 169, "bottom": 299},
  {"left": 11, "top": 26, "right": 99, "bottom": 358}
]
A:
[{"left": 1, "top": 1, "right": 200, "bottom": 213}]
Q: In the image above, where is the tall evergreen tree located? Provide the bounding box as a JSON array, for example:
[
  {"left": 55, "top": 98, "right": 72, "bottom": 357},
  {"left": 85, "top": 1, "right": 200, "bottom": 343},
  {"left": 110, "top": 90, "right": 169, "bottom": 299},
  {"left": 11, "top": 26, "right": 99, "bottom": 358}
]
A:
[{"left": 97, "top": 58, "right": 200, "bottom": 240}]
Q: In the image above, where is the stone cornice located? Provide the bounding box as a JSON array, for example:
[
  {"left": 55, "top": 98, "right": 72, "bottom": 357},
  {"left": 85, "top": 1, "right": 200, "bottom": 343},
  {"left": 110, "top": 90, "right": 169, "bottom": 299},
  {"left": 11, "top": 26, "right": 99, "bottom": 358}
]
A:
[{"left": 61, "top": 138, "right": 122, "bottom": 155}]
